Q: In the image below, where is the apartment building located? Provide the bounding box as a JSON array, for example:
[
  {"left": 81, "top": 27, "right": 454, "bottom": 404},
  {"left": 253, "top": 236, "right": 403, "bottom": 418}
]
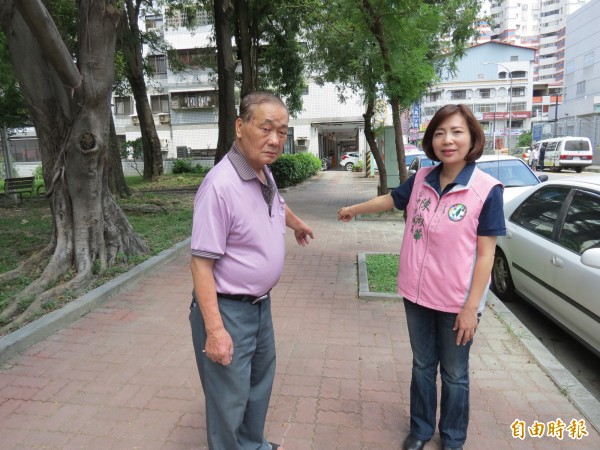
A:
[
  {"left": 112, "top": 8, "right": 369, "bottom": 164},
  {"left": 544, "top": 0, "right": 600, "bottom": 155},
  {"left": 416, "top": 42, "right": 536, "bottom": 151}
]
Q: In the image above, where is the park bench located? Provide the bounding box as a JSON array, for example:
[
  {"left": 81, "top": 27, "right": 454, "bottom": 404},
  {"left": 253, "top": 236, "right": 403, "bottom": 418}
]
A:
[{"left": 1, "top": 177, "right": 36, "bottom": 205}]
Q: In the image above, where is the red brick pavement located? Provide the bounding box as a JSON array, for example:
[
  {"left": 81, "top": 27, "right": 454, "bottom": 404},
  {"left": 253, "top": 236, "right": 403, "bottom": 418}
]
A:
[{"left": 0, "top": 171, "right": 599, "bottom": 449}]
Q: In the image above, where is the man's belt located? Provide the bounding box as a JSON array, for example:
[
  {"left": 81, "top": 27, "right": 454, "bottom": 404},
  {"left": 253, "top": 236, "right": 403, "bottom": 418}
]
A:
[{"left": 217, "top": 291, "right": 270, "bottom": 305}]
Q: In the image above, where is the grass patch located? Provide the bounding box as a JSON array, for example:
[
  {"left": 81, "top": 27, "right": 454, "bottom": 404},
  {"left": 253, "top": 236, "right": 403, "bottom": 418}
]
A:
[
  {"left": 0, "top": 174, "right": 202, "bottom": 330},
  {"left": 365, "top": 253, "right": 398, "bottom": 293}
]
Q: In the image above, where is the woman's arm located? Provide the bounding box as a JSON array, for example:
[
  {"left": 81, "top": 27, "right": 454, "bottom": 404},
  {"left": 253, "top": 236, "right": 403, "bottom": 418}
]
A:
[
  {"left": 337, "top": 194, "right": 396, "bottom": 222},
  {"left": 454, "top": 235, "right": 497, "bottom": 345}
]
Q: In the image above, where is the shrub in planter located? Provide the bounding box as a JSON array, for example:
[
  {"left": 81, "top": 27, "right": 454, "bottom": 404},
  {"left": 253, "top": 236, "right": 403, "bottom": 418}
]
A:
[{"left": 270, "top": 153, "right": 321, "bottom": 189}]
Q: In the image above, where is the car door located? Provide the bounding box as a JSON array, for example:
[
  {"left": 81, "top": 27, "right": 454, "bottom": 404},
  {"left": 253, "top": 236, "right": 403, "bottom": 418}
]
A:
[
  {"left": 505, "top": 186, "right": 571, "bottom": 308},
  {"left": 549, "top": 189, "right": 600, "bottom": 353}
]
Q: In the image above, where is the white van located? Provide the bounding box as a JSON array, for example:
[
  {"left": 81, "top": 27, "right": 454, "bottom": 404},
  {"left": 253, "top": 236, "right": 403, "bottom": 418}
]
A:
[{"left": 535, "top": 136, "right": 593, "bottom": 173}]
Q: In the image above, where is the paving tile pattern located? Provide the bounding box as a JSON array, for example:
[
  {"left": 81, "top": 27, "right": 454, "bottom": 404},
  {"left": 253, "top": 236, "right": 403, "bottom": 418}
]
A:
[{"left": 1, "top": 171, "right": 599, "bottom": 449}]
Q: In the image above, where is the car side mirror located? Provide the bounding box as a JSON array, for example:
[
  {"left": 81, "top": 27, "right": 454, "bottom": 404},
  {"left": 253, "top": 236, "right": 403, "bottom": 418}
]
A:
[
  {"left": 581, "top": 248, "right": 600, "bottom": 269},
  {"left": 408, "top": 169, "right": 417, "bottom": 177},
  {"left": 537, "top": 174, "right": 549, "bottom": 182}
]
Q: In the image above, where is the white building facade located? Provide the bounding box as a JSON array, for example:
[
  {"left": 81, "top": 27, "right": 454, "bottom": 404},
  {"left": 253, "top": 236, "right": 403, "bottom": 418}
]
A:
[
  {"left": 112, "top": 8, "right": 370, "bottom": 165},
  {"left": 416, "top": 42, "right": 536, "bottom": 151}
]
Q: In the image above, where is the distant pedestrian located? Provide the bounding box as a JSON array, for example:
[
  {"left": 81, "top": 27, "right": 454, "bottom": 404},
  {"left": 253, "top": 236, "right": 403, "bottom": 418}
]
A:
[
  {"left": 530, "top": 145, "right": 539, "bottom": 170},
  {"left": 190, "top": 91, "right": 314, "bottom": 450},
  {"left": 338, "top": 104, "right": 506, "bottom": 450}
]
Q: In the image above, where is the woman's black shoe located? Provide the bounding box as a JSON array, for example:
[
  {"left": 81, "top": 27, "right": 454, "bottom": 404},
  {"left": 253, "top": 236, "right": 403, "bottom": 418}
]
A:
[{"left": 402, "top": 434, "right": 427, "bottom": 450}]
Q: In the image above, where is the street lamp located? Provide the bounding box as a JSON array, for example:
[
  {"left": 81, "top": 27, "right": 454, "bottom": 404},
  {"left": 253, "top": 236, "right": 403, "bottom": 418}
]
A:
[{"left": 484, "top": 62, "right": 513, "bottom": 152}]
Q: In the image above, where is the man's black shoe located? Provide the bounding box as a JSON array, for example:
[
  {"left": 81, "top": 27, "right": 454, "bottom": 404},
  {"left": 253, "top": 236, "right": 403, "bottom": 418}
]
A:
[{"left": 402, "top": 434, "right": 427, "bottom": 450}]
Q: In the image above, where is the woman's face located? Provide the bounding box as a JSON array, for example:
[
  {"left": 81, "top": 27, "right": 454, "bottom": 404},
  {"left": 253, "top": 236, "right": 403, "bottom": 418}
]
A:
[{"left": 431, "top": 113, "right": 472, "bottom": 167}]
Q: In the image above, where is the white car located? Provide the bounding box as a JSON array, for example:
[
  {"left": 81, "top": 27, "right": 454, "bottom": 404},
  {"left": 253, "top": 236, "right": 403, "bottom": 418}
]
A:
[
  {"left": 492, "top": 175, "right": 600, "bottom": 356},
  {"left": 339, "top": 152, "right": 360, "bottom": 171},
  {"left": 408, "top": 154, "right": 547, "bottom": 202}
]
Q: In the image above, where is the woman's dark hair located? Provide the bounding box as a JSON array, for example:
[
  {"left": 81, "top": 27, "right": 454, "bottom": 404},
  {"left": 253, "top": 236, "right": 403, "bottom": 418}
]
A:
[
  {"left": 238, "top": 91, "right": 288, "bottom": 122},
  {"left": 421, "top": 104, "right": 485, "bottom": 163}
]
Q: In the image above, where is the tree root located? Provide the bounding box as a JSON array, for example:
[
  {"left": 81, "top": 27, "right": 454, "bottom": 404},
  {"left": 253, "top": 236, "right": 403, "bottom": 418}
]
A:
[
  {"left": 0, "top": 267, "right": 93, "bottom": 334},
  {"left": 0, "top": 244, "right": 54, "bottom": 284}
]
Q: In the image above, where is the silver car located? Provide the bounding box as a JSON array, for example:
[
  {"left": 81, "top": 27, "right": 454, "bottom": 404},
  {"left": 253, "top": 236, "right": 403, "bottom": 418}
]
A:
[
  {"left": 408, "top": 154, "right": 547, "bottom": 201},
  {"left": 492, "top": 175, "right": 600, "bottom": 356}
]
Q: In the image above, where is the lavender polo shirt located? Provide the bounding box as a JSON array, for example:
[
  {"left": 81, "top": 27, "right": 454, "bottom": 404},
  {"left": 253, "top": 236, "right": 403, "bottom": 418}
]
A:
[{"left": 191, "top": 145, "right": 287, "bottom": 297}]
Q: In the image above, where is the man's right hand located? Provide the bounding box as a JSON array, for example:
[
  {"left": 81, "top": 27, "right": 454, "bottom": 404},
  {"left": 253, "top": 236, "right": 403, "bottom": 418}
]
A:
[{"left": 205, "top": 328, "right": 234, "bottom": 366}]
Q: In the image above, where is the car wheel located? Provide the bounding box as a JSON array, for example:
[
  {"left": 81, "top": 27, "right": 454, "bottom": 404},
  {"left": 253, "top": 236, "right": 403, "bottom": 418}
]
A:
[
  {"left": 575, "top": 167, "right": 583, "bottom": 173},
  {"left": 492, "top": 249, "right": 516, "bottom": 302},
  {"left": 345, "top": 162, "right": 354, "bottom": 171}
]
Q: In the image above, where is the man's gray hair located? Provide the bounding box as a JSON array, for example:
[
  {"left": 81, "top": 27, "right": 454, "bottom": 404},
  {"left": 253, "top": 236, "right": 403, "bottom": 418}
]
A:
[{"left": 238, "top": 92, "right": 288, "bottom": 122}]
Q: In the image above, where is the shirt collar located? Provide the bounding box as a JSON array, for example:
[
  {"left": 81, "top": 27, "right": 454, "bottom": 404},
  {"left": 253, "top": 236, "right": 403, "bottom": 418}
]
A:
[
  {"left": 227, "top": 142, "right": 259, "bottom": 181},
  {"left": 425, "top": 162, "right": 476, "bottom": 193}
]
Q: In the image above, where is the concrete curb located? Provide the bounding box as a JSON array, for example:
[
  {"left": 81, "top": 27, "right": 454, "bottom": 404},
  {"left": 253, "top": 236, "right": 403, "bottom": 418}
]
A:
[
  {"left": 357, "top": 251, "right": 600, "bottom": 434},
  {"left": 0, "top": 238, "right": 191, "bottom": 365}
]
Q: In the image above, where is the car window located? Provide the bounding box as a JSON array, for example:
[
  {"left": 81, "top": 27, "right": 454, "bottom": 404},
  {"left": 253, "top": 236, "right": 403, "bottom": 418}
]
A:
[
  {"left": 477, "top": 160, "right": 539, "bottom": 187},
  {"left": 510, "top": 186, "right": 571, "bottom": 238},
  {"left": 558, "top": 190, "right": 600, "bottom": 254}
]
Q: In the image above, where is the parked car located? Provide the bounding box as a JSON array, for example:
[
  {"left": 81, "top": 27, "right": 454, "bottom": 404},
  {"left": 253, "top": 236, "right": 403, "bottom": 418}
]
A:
[
  {"left": 408, "top": 154, "right": 548, "bottom": 202},
  {"left": 492, "top": 175, "right": 600, "bottom": 357},
  {"left": 404, "top": 151, "right": 427, "bottom": 170},
  {"left": 339, "top": 152, "right": 360, "bottom": 171}
]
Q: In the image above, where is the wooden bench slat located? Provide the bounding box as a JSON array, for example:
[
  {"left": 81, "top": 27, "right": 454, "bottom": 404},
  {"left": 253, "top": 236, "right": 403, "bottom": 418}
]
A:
[{"left": 1, "top": 177, "right": 36, "bottom": 204}]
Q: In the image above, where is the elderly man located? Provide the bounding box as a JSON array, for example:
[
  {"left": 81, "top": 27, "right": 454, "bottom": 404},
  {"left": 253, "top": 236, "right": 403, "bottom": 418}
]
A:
[{"left": 190, "top": 92, "right": 313, "bottom": 450}]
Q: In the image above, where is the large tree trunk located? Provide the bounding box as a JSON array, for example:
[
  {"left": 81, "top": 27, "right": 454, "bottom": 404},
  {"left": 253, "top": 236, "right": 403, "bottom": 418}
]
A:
[
  {"left": 0, "top": 0, "right": 148, "bottom": 330},
  {"left": 363, "top": 98, "right": 387, "bottom": 195},
  {"left": 214, "top": 0, "right": 237, "bottom": 163},
  {"left": 118, "top": 0, "right": 163, "bottom": 181}
]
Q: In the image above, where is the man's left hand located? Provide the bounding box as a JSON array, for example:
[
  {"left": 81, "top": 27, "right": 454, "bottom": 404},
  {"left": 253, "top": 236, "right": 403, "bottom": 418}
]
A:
[{"left": 294, "top": 224, "right": 314, "bottom": 246}]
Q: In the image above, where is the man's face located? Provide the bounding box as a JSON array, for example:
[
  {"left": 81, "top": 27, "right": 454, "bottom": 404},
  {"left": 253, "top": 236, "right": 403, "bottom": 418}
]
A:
[{"left": 236, "top": 102, "right": 289, "bottom": 172}]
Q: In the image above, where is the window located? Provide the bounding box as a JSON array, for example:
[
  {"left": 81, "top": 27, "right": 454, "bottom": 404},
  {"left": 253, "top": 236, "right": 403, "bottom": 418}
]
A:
[
  {"left": 510, "top": 120, "right": 524, "bottom": 128},
  {"left": 511, "top": 102, "right": 527, "bottom": 112},
  {"left": 559, "top": 191, "right": 600, "bottom": 254},
  {"left": 476, "top": 103, "right": 494, "bottom": 113},
  {"left": 151, "top": 95, "right": 169, "bottom": 113},
  {"left": 512, "top": 70, "right": 526, "bottom": 78},
  {"left": 171, "top": 90, "right": 217, "bottom": 109},
  {"left": 147, "top": 54, "right": 167, "bottom": 75},
  {"left": 428, "top": 92, "right": 441, "bottom": 102},
  {"left": 479, "top": 88, "right": 491, "bottom": 99},
  {"left": 114, "top": 96, "right": 132, "bottom": 115},
  {"left": 9, "top": 138, "right": 41, "bottom": 162},
  {"left": 450, "top": 90, "right": 466, "bottom": 100},
  {"left": 145, "top": 15, "right": 163, "bottom": 30},
  {"left": 576, "top": 81, "right": 586, "bottom": 95},
  {"left": 584, "top": 51, "right": 594, "bottom": 67},
  {"left": 565, "top": 60, "right": 576, "bottom": 75},
  {"left": 165, "top": 7, "right": 212, "bottom": 29},
  {"left": 283, "top": 127, "right": 295, "bottom": 154},
  {"left": 172, "top": 48, "right": 217, "bottom": 69},
  {"left": 510, "top": 87, "right": 526, "bottom": 97},
  {"left": 511, "top": 187, "right": 570, "bottom": 238}
]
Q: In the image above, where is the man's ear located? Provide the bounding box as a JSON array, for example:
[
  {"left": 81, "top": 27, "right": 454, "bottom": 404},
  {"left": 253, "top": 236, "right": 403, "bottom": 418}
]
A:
[{"left": 235, "top": 118, "right": 244, "bottom": 139}]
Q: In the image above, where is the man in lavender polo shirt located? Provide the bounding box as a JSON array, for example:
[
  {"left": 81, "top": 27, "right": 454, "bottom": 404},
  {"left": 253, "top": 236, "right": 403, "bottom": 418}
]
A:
[{"left": 189, "top": 92, "right": 313, "bottom": 450}]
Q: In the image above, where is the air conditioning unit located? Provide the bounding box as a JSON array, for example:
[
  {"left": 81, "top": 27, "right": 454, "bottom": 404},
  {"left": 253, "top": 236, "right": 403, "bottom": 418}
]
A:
[
  {"left": 130, "top": 115, "right": 139, "bottom": 125},
  {"left": 159, "top": 113, "right": 170, "bottom": 124},
  {"left": 296, "top": 137, "right": 309, "bottom": 147}
]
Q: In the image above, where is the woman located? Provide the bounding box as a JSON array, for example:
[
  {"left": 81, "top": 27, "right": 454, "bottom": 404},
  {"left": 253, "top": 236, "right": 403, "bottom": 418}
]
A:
[{"left": 338, "top": 104, "right": 505, "bottom": 450}]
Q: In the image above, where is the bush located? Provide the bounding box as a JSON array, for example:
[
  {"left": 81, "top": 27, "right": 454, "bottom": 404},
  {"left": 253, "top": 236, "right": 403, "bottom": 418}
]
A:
[
  {"left": 270, "top": 153, "right": 321, "bottom": 189},
  {"left": 172, "top": 158, "right": 195, "bottom": 174}
]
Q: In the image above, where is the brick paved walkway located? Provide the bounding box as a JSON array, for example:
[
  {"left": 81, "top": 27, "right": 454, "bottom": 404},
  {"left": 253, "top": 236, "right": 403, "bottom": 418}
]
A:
[{"left": 0, "top": 170, "right": 599, "bottom": 449}]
